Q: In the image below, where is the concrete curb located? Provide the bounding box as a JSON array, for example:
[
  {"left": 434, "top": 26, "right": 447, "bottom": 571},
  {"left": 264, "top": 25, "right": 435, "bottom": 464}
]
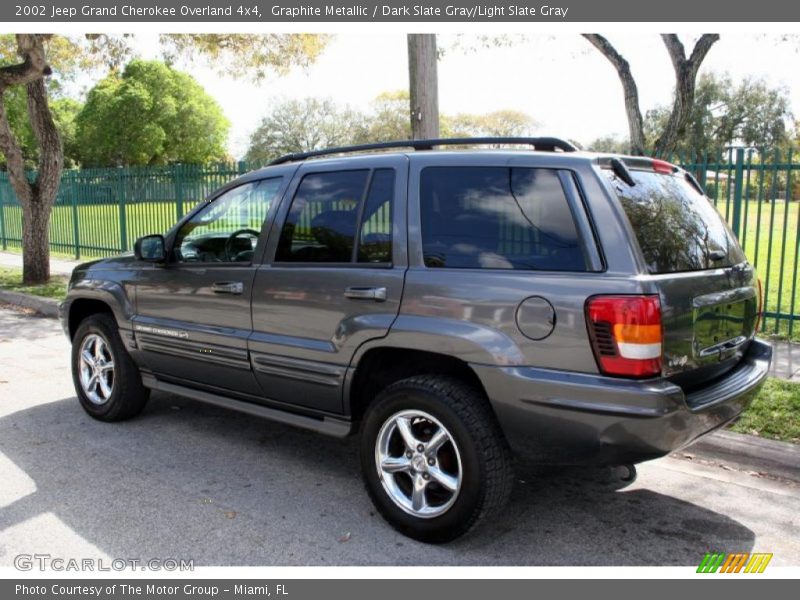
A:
[
  {"left": 0, "top": 289, "right": 59, "bottom": 318},
  {"left": 684, "top": 429, "right": 800, "bottom": 483}
]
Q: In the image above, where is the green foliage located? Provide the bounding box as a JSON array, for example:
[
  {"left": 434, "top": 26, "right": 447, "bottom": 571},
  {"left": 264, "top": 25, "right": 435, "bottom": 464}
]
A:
[
  {"left": 645, "top": 72, "right": 793, "bottom": 156},
  {"left": 159, "top": 34, "right": 331, "bottom": 80},
  {"left": 51, "top": 98, "right": 82, "bottom": 168},
  {"left": 244, "top": 98, "right": 368, "bottom": 164},
  {"left": 364, "top": 91, "right": 412, "bottom": 141},
  {"left": 0, "top": 34, "right": 132, "bottom": 84},
  {"left": 76, "top": 60, "right": 229, "bottom": 166},
  {"left": 442, "top": 109, "right": 538, "bottom": 138},
  {"left": 245, "top": 92, "right": 539, "bottom": 163},
  {"left": 0, "top": 87, "right": 82, "bottom": 168},
  {"left": 1, "top": 33, "right": 331, "bottom": 169},
  {"left": 585, "top": 134, "right": 630, "bottom": 154}
]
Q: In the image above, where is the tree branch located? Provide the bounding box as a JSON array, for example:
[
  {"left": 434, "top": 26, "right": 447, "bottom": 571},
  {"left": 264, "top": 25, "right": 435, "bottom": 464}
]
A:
[
  {"left": 582, "top": 33, "right": 646, "bottom": 155},
  {"left": 654, "top": 34, "right": 720, "bottom": 157},
  {"left": 0, "top": 34, "right": 52, "bottom": 92},
  {"left": 688, "top": 34, "right": 720, "bottom": 76},
  {"left": 660, "top": 34, "right": 686, "bottom": 72}
]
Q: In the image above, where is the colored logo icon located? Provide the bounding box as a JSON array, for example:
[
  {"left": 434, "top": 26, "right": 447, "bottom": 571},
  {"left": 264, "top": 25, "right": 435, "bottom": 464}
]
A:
[{"left": 697, "top": 552, "right": 773, "bottom": 573}]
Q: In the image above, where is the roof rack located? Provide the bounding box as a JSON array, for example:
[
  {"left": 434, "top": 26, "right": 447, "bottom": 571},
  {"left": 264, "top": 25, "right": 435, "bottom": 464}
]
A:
[{"left": 268, "top": 137, "right": 578, "bottom": 165}]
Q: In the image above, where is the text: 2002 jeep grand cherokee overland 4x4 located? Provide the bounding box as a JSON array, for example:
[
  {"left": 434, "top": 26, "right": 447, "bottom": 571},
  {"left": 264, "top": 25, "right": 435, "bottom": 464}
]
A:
[{"left": 61, "top": 137, "right": 772, "bottom": 542}]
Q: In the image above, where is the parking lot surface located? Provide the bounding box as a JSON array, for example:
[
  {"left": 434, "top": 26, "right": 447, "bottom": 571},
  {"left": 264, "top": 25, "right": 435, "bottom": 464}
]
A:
[{"left": 0, "top": 307, "right": 798, "bottom": 566}]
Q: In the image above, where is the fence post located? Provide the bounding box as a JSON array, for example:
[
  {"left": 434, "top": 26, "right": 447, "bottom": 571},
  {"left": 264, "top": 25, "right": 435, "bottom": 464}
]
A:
[
  {"left": 117, "top": 167, "right": 128, "bottom": 252},
  {"left": 731, "top": 147, "right": 745, "bottom": 240},
  {"left": 174, "top": 164, "right": 184, "bottom": 221},
  {"left": 70, "top": 172, "right": 80, "bottom": 259},
  {"left": 0, "top": 196, "right": 6, "bottom": 251}
]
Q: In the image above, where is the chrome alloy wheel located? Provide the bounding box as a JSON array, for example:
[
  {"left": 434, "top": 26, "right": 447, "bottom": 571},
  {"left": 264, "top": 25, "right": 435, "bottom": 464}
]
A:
[
  {"left": 78, "top": 333, "right": 115, "bottom": 405},
  {"left": 375, "top": 409, "right": 463, "bottom": 519}
]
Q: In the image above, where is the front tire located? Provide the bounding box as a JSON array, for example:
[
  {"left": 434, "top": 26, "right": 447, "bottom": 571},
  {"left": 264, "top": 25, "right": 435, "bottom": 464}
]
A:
[
  {"left": 360, "top": 375, "right": 513, "bottom": 543},
  {"left": 71, "top": 313, "right": 149, "bottom": 422}
]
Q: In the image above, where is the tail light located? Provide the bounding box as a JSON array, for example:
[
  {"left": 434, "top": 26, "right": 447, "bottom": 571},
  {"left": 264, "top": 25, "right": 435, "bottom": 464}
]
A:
[
  {"left": 586, "top": 295, "right": 662, "bottom": 378},
  {"left": 651, "top": 159, "right": 677, "bottom": 174},
  {"left": 755, "top": 278, "right": 763, "bottom": 334}
]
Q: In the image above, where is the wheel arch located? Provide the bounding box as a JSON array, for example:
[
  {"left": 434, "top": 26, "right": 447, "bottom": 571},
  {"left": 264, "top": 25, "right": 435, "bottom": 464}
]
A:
[
  {"left": 66, "top": 282, "right": 132, "bottom": 340},
  {"left": 345, "top": 345, "right": 493, "bottom": 422}
]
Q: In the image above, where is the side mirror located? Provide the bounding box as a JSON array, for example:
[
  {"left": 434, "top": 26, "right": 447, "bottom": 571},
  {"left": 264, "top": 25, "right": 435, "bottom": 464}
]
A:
[{"left": 134, "top": 234, "right": 166, "bottom": 262}]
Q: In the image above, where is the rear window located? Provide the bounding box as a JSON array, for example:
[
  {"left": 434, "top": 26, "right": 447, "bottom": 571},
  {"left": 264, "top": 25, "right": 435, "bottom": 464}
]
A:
[
  {"left": 420, "top": 167, "right": 587, "bottom": 271},
  {"left": 603, "top": 168, "right": 745, "bottom": 274}
]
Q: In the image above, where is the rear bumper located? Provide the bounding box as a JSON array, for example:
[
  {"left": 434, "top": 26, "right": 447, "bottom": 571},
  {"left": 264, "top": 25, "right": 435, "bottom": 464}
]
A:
[{"left": 473, "top": 339, "right": 772, "bottom": 465}]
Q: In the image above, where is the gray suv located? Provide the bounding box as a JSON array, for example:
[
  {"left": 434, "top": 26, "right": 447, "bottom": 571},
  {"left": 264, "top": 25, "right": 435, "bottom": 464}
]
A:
[{"left": 60, "top": 138, "right": 772, "bottom": 542}]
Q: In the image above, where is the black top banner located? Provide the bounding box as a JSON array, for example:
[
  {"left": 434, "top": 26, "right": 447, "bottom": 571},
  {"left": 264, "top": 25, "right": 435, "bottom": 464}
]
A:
[{"left": 1, "top": 0, "right": 796, "bottom": 22}]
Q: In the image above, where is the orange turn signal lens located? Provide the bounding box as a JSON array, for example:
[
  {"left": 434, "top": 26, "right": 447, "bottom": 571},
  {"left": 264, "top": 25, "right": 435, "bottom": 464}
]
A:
[{"left": 612, "top": 323, "right": 662, "bottom": 344}]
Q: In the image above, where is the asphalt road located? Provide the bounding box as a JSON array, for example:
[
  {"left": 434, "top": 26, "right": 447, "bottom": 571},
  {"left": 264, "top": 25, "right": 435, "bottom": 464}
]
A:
[{"left": 0, "top": 306, "right": 798, "bottom": 567}]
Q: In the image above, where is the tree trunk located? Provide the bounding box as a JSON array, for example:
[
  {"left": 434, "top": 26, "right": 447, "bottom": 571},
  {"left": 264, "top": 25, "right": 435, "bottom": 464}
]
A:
[
  {"left": 583, "top": 33, "right": 719, "bottom": 158},
  {"left": 407, "top": 34, "right": 439, "bottom": 140},
  {"left": 0, "top": 34, "right": 62, "bottom": 284},
  {"left": 582, "top": 34, "right": 646, "bottom": 155},
  {"left": 21, "top": 192, "right": 51, "bottom": 283},
  {"left": 653, "top": 34, "right": 720, "bottom": 158}
]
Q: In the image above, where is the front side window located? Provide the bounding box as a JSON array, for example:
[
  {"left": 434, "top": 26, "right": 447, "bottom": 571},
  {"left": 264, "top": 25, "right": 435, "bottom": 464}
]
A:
[
  {"left": 276, "top": 169, "right": 395, "bottom": 264},
  {"left": 174, "top": 178, "right": 282, "bottom": 263},
  {"left": 420, "top": 167, "right": 586, "bottom": 270}
]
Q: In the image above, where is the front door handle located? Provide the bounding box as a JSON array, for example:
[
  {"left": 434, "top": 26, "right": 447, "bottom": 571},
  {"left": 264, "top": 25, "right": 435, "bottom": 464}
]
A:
[
  {"left": 344, "top": 286, "right": 387, "bottom": 302},
  {"left": 212, "top": 281, "right": 244, "bottom": 295}
]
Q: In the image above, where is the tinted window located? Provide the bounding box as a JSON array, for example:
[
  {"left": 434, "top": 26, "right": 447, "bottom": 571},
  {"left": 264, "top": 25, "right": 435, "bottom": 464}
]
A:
[
  {"left": 603, "top": 168, "right": 745, "bottom": 274},
  {"left": 174, "top": 178, "right": 281, "bottom": 263},
  {"left": 276, "top": 170, "right": 369, "bottom": 263},
  {"left": 420, "top": 167, "right": 586, "bottom": 270},
  {"left": 358, "top": 169, "right": 395, "bottom": 263}
]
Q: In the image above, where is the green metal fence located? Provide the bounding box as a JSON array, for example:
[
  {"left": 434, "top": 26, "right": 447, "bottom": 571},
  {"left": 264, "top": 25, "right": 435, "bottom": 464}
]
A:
[
  {"left": 676, "top": 147, "right": 800, "bottom": 338},
  {"left": 0, "top": 150, "right": 799, "bottom": 337},
  {"left": 0, "top": 162, "right": 256, "bottom": 259}
]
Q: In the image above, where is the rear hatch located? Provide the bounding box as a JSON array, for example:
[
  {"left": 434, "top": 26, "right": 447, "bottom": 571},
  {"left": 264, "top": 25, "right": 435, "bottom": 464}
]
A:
[{"left": 600, "top": 158, "right": 759, "bottom": 391}]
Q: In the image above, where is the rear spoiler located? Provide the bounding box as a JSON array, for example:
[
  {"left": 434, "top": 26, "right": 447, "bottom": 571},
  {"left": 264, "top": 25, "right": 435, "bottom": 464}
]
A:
[{"left": 598, "top": 156, "right": 706, "bottom": 195}]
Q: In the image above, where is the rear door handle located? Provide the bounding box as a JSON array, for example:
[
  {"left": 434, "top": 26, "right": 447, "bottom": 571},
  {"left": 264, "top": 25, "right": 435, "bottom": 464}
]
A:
[
  {"left": 344, "top": 286, "right": 387, "bottom": 302},
  {"left": 212, "top": 281, "right": 244, "bottom": 295}
]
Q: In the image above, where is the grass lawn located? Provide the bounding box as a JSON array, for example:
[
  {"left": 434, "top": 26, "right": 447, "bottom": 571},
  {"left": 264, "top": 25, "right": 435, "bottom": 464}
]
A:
[
  {"left": 720, "top": 198, "right": 800, "bottom": 342},
  {"left": 0, "top": 266, "right": 68, "bottom": 300},
  {"left": 731, "top": 377, "right": 800, "bottom": 444}
]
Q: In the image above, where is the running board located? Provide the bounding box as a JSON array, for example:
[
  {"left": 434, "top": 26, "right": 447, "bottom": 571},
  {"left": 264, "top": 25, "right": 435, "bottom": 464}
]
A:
[{"left": 141, "top": 375, "right": 353, "bottom": 437}]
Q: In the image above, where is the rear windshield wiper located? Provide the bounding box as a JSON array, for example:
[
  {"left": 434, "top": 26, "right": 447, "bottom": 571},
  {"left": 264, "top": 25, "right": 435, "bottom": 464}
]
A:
[
  {"left": 685, "top": 172, "right": 705, "bottom": 195},
  {"left": 610, "top": 158, "right": 636, "bottom": 187},
  {"left": 709, "top": 249, "right": 727, "bottom": 261}
]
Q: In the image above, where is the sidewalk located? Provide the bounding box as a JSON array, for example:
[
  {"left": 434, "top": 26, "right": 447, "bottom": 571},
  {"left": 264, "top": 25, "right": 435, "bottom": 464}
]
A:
[
  {"left": 771, "top": 341, "right": 800, "bottom": 381},
  {"left": 1, "top": 249, "right": 799, "bottom": 381},
  {"left": 0, "top": 250, "right": 81, "bottom": 278}
]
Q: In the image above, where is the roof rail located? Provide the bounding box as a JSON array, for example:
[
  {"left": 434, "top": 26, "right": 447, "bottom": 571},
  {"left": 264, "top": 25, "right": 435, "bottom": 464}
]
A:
[{"left": 268, "top": 137, "right": 578, "bottom": 165}]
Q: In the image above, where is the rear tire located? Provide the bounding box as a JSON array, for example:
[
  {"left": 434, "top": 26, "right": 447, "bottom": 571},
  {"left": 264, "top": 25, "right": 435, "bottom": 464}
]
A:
[
  {"left": 360, "top": 375, "right": 513, "bottom": 543},
  {"left": 71, "top": 313, "right": 149, "bottom": 422}
]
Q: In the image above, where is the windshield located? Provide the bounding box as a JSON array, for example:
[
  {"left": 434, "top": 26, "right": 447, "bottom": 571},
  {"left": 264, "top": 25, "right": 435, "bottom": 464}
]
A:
[{"left": 603, "top": 168, "right": 745, "bottom": 274}]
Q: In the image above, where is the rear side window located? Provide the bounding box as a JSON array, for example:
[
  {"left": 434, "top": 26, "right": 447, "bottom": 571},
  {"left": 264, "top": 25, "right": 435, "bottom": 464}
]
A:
[
  {"left": 275, "top": 169, "right": 394, "bottom": 264},
  {"left": 603, "top": 168, "right": 745, "bottom": 274},
  {"left": 358, "top": 169, "right": 394, "bottom": 263},
  {"left": 420, "top": 167, "right": 586, "bottom": 271}
]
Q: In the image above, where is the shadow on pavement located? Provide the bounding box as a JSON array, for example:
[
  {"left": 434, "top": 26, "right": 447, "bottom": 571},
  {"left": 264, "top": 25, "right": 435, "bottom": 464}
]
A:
[{"left": 0, "top": 392, "right": 755, "bottom": 566}]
